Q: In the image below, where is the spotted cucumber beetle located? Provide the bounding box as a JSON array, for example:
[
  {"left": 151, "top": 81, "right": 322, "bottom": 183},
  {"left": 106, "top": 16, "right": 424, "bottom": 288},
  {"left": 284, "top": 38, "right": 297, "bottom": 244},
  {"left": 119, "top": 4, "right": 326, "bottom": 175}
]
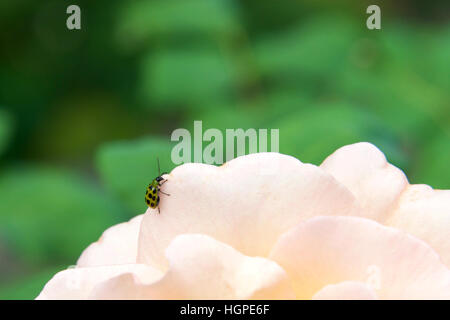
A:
[{"left": 145, "top": 158, "right": 170, "bottom": 214}]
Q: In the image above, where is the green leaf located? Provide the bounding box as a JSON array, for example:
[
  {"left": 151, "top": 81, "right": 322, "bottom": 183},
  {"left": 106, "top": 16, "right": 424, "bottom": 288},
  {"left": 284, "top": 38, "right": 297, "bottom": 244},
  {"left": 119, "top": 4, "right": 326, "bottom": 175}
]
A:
[
  {"left": 140, "top": 48, "right": 238, "bottom": 108},
  {"left": 96, "top": 137, "right": 176, "bottom": 213},
  {"left": 424, "top": 26, "right": 450, "bottom": 91},
  {"left": 0, "top": 167, "right": 123, "bottom": 266},
  {"left": 274, "top": 102, "right": 407, "bottom": 169},
  {"left": 413, "top": 135, "right": 450, "bottom": 189},
  {"left": 117, "top": 0, "right": 240, "bottom": 48},
  {"left": 255, "top": 16, "right": 358, "bottom": 79},
  {"left": 188, "top": 88, "right": 313, "bottom": 129}
]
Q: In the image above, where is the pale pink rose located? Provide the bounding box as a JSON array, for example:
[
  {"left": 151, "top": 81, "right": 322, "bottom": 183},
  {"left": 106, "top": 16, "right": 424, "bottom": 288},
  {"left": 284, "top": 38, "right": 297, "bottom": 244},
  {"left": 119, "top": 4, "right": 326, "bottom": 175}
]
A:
[{"left": 37, "top": 143, "right": 450, "bottom": 300}]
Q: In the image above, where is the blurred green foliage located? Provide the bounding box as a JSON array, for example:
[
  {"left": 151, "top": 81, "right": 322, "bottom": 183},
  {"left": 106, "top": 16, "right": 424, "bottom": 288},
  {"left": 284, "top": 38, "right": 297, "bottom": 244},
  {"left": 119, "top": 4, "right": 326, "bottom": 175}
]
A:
[
  {"left": 0, "top": 110, "right": 13, "bottom": 156},
  {"left": 140, "top": 48, "right": 239, "bottom": 107},
  {"left": 0, "top": 167, "right": 122, "bottom": 264},
  {"left": 117, "top": 0, "right": 241, "bottom": 43},
  {"left": 0, "top": 0, "right": 449, "bottom": 299}
]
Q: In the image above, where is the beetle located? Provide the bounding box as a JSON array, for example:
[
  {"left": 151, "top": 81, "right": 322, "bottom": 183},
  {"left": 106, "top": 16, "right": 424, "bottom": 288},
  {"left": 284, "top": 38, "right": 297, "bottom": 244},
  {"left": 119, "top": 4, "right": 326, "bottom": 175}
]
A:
[{"left": 145, "top": 158, "right": 170, "bottom": 213}]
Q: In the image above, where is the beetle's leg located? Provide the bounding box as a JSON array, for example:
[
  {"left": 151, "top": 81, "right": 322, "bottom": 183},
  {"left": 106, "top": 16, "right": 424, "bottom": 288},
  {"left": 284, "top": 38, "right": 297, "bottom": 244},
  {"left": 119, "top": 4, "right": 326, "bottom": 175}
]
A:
[
  {"left": 159, "top": 179, "right": 167, "bottom": 186},
  {"left": 160, "top": 190, "right": 170, "bottom": 196},
  {"left": 158, "top": 207, "right": 160, "bottom": 214}
]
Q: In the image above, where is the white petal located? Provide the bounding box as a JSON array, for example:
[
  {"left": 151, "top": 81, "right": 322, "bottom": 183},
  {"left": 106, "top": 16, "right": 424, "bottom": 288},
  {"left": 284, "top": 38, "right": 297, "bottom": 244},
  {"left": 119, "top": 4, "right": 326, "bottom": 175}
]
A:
[
  {"left": 36, "top": 264, "right": 163, "bottom": 300},
  {"left": 321, "top": 142, "right": 408, "bottom": 222},
  {"left": 92, "top": 234, "right": 295, "bottom": 299},
  {"left": 387, "top": 184, "right": 450, "bottom": 267},
  {"left": 312, "top": 281, "right": 378, "bottom": 300},
  {"left": 138, "top": 153, "right": 359, "bottom": 270},
  {"left": 270, "top": 216, "right": 450, "bottom": 299}
]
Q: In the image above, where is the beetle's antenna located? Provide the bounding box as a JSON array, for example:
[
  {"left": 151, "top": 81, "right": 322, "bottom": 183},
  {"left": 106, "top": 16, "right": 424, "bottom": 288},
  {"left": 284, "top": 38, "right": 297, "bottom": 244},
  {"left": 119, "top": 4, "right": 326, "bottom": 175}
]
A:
[{"left": 157, "top": 157, "right": 161, "bottom": 176}]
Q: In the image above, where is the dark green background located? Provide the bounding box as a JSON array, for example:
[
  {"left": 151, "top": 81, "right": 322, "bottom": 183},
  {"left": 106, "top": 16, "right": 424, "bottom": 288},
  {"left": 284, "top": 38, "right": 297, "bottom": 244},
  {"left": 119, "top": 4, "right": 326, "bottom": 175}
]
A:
[{"left": 0, "top": 0, "right": 449, "bottom": 299}]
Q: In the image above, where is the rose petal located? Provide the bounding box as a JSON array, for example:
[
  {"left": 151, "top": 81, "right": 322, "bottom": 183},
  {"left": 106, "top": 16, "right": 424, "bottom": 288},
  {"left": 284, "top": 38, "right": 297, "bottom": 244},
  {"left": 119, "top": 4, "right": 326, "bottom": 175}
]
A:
[
  {"left": 270, "top": 216, "right": 450, "bottom": 299},
  {"left": 77, "top": 214, "right": 144, "bottom": 267},
  {"left": 36, "top": 264, "right": 163, "bottom": 300},
  {"left": 91, "top": 234, "right": 295, "bottom": 299},
  {"left": 320, "top": 142, "right": 408, "bottom": 222},
  {"left": 138, "top": 153, "right": 359, "bottom": 270},
  {"left": 312, "top": 281, "right": 378, "bottom": 300},
  {"left": 387, "top": 184, "right": 450, "bottom": 267}
]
